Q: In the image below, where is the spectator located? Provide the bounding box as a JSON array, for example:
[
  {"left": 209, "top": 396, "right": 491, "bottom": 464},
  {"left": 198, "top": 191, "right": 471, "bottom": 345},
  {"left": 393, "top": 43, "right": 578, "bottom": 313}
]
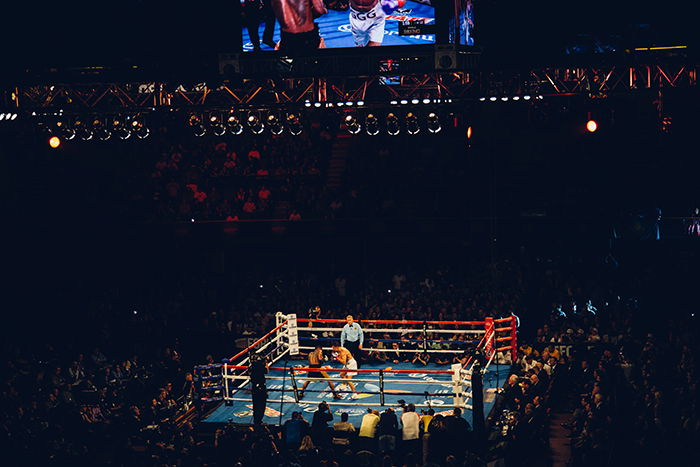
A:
[
  {"left": 311, "top": 401, "right": 334, "bottom": 447},
  {"left": 332, "top": 412, "right": 356, "bottom": 449},
  {"left": 283, "top": 411, "right": 309, "bottom": 451},
  {"left": 377, "top": 408, "right": 398, "bottom": 456},
  {"left": 358, "top": 408, "right": 380, "bottom": 452},
  {"left": 400, "top": 403, "right": 421, "bottom": 457}
]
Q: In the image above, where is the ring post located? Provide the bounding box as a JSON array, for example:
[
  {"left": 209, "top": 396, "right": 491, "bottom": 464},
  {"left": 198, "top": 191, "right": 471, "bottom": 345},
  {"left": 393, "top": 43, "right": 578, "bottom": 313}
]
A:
[
  {"left": 379, "top": 369, "right": 385, "bottom": 406},
  {"left": 451, "top": 363, "right": 463, "bottom": 408},
  {"left": 471, "top": 357, "right": 485, "bottom": 455},
  {"left": 290, "top": 368, "right": 299, "bottom": 403},
  {"left": 484, "top": 317, "right": 495, "bottom": 359},
  {"left": 510, "top": 314, "right": 518, "bottom": 362}
]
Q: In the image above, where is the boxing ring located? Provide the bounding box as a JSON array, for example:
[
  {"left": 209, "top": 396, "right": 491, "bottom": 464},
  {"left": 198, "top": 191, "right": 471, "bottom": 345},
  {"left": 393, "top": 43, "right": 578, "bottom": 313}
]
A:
[{"left": 195, "top": 314, "right": 517, "bottom": 427}]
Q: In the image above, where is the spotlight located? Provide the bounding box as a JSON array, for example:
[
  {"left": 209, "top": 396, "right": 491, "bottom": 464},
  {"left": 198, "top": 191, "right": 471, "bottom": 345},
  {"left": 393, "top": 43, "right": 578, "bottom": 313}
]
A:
[
  {"left": 304, "top": 100, "right": 311, "bottom": 107},
  {"left": 399, "top": 99, "right": 408, "bottom": 105},
  {"left": 411, "top": 99, "right": 420, "bottom": 105},
  {"left": 479, "top": 97, "right": 486, "bottom": 102},
  {"left": 246, "top": 113, "right": 264, "bottom": 134},
  {"left": 386, "top": 113, "right": 400, "bottom": 135},
  {"left": 227, "top": 113, "right": 243, "bottom": 135},
  {"left": 286, "top": 113, "right": 303, "bottom": 135},
  {"left": 56, "top": 120, "right": 75, "bottom": 140},
  {"left": 134, "top": 124, "right": 150, "bottom": 139},
  {"left": 313, "top": 102, "right": 322, "bottom": 108},
  {"left": 267, "top": 114, "right": 284, "bottom": 135},
  {"left": 93, "top": 118, "right": 111, "bottom": 141},
  {"left": 74, "top": 119, "right": 93, "bottom": 141},
  {"left": 427, "top": 112, "right": 441, "bottom": 134},
  {"left": 189, "top": 114, "right": 206, "bottom": 137},
  {"left": 422, "top": 98, "right": 431, "bottom": 104},
  {"left": 345, "top": 101, "right": 353, "bottom": 106},
  {"left": 131, "top": 116, "right": 149, "bottom": 139},
  {"left": 406, "top": 112, "right": 420, "bottom": 135},
  {"left": 523, "top": 95, "right": 531, "bottom": 100},
  {"left": 365, "top": 113, "right": 379, "bottom": 136},
  {"left": 344, "top": 114, "right": 361, "bottom": 134},
  {"left": 357, "top": 101, "right": 365, "bottom": 106},
  {"left": 112, "top": 117, "right": 131, "bottom": 140},
  {"left": 512, "top": 96, "right": 520, "bottom": 101},
  {"left": 489, "top": 96, "right": 497, "bottom": 102},
  {"left": 390, "top": 100, "right": 398, "bottom": 105},
  {"left": 500, "top": 96, "right": 508, "bottom": 102},
  {"left": 210, "top": 114, "right": 226, "bottom": 136},
  {"left": 48, "top": 136, "right": 61, "bottom": 149},
  {"left": 586, "top": 119, "right": 598, "bottom": 133}
]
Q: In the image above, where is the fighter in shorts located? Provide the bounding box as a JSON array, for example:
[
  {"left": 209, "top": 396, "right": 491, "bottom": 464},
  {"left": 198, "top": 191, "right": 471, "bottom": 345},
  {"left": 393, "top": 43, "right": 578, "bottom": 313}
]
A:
[
  {"left": 299, "top": 346, "right": 341, "bottom": 399},
  {"left": 349, "top": 0, "right": 402, "bottom": 46},
  {"left": 331, "top": 343, "right": 358, "bottom": 398},
  {"left": 271, "top": 0, "right": 328, "bottom": 53}
]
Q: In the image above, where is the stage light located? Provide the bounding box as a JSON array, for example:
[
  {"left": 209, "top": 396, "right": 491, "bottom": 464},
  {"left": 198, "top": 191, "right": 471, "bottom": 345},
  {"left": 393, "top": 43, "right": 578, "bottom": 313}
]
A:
[
  {"left": 386, "top": 112, "right": 400, "bottom": 135},
  {"left": 286, "top": 113, "right": 303, "bottom": 135},
  {"left": 344, "top": 114, "right": 361, "bottom": 134},
  {"left": 357, "top": 101, "right": 365, "bottom": 106},
  {"left": 345, "top": 101, "right": 353, "bottom": 106},
  {"left": 489, "top": 96, "right": 497, "bottom": 102},
  {"left": 427, "top": 112, "right": 441, "bottom": 133},
  {"left": 129, "top": 116, "right": 149, "bottom": 139},
  {"left": 304, "top": 100, "right": 311, "bottom": 107},
  {"left": 423, "top": 98, "right": 431, "bottom": 104},
  {"left": 48, "top": 136, "right": 61, "bottom": 148},
  {"left": 400, "top": 99, "right": 408, "bottom": 105},
  {"left": 210, "top": 114, "right": 226, "bottom": 136},
  {"left": 313, "top": 102, "right": 322, "bottom": 108},
  {"left": 501, "top": 97, "right": 509, "bottom": 102},
  {"left": 134, "top": 123, "right": 150, "bottom": 139},
  {"left": 523, "top": 95, "right": 531, "bottom": 100},
  {"left": 56, "top": 120, "right": 76, "bottom": 140},
  {"left": 479, "top": 97, "right": 486, "bottom": 102},
  {"left": 337, "top": 102, "right": 344, "bottom": 107},
  {"left": 512, "top": 96, "right": 520, "bottom": 101},
  {"left": 74, "top": 119, "right": 93, "bottom": 141},
  {"left": 247, "top": 113, "right": 264, "bottom": 134},
  {"left": 267, "top": 114, "right": 284, "bottom": 135},
  {"left": 406, "top": 112, "right": 420, "bottom": 135},
  {"left": 467, "top": 125, "right": 473, "bottom": 140},
  {"left": 93, "top": 118, "right": 111, "bottom": 141},
  {"left": 390, "top": 100, "right": 398, "bottom": 105},
  {"left": 112, "top": 117, "right": 131, "bottom": 140},
  {"left": 188, "top": 114, "right": 206, "bottom": 137},
  {"left": 365, "top": 113, "right": 379, "bottom": 135},
  {"left": 586, "top": 119, "right": 598, "bottom": 133},
  {"left": 411, "top": 98, "right": 419, "bottom": 104},
  {"left": 227, "top": 114, "right": 243, "bottom": 135}
]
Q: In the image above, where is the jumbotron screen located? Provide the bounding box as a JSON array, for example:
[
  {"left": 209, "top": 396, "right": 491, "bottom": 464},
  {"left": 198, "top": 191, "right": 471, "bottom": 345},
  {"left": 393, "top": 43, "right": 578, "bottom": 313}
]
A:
[{"left": 240, "top": 0, "right": 436, "bottom": 52}]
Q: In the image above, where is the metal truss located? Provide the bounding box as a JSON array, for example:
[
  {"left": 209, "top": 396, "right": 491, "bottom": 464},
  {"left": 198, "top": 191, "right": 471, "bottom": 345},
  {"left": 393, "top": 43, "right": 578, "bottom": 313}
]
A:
[{"left": 8, "top": 63, "right": 698, "bottom": 114}]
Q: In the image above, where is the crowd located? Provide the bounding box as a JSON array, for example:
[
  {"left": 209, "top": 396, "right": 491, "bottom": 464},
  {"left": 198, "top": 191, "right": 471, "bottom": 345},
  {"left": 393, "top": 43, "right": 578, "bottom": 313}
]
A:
[
  {"left": 148, "top": 130, "right": 329, "bottom": 222},
  {"left": 3, "top": 243, "right": 692, "bottom": 466}
]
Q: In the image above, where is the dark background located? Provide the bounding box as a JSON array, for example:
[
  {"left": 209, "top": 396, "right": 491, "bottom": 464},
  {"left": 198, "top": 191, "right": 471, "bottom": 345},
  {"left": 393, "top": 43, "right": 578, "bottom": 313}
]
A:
[{"left": 2, "top": 0, "right": 698, "bottom": 339}]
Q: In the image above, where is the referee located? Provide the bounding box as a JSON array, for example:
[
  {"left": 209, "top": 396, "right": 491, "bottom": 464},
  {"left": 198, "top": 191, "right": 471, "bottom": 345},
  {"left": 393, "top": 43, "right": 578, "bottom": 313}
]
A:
[{"left": 340, "top": 314, "right": 364, "bottom": 368}]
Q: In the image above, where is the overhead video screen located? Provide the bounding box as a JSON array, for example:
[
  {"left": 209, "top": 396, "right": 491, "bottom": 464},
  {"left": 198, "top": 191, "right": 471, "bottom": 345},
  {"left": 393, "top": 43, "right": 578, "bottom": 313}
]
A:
[
  {"left": 457, "top": 0, "right": 474, "bottom": 46},
  {"left": 240, "top": 0, "right": 436, "bottom": 52}
]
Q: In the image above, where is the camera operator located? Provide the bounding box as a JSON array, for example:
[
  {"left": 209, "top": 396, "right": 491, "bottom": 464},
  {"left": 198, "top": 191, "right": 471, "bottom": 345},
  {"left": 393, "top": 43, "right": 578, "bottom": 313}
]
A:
[{"left": 311, "top": 401, "right": 333, "bottom": 447}]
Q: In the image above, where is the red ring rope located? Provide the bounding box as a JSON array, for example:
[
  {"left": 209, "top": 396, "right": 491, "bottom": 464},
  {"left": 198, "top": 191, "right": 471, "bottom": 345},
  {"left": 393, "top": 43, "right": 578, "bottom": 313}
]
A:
[
  {"left": 297, "top": 318, "right": 485, "bottom": 326},
  {"left": 228, "top": 321, "right": 287, "bottom": 362},
  {"left": 224, "top": 365, "right": 456, "bottom": 375}
]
